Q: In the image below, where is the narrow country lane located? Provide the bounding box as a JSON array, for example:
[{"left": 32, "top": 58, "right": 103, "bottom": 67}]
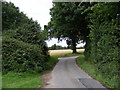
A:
[{"left": 45, "top": 56, "right": 107, "bottom": 89}]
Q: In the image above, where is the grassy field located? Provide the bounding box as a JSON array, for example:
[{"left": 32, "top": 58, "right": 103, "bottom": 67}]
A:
[
  {"left": 49, "top": 49, "right": 84, "bottom": 56},
  {"left": 2, "top": 72, "right": 42, "bottom": 88}
]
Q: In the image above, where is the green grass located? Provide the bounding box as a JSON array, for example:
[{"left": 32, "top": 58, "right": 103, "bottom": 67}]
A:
[
  {"left": 44, "top": 56, "right": 58, "bottom": 71},
  {"left": 76, "top": 55, "right": 118, "bottom": 88},
  {"left": 2, "top": 56, "right": 58, "bottom": 88},
  {"left": 0, "top": 72, "right": 2, "bottom": 89},
  {"left": 2, "top": 72, "right": 42, "bottom": 88}
]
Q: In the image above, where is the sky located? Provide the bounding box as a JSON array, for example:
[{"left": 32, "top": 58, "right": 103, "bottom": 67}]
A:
[{"left": 5, "top": 0, "right": 85, "bottom": 47}]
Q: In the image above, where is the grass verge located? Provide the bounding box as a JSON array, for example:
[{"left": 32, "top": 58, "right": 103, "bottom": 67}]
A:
[
  {"left": 2, "top": 56, "right": 58, "bottom": 88},
  {"left": 43, "top": 56, "right": 58, "bottom": 71},
  {"left": 76, "top": 55, "right": 118, "bottom": 88},
  {"left": 2, "top": 72, "right": 42, "bottom": 88}
]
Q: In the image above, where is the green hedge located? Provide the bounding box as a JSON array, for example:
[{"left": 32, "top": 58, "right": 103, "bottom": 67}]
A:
[
  {"left": 2, "top": 36, "right": 47, "bottom": 74},
  {"left": 2, "top": 1, "right": 49, "bottom": 75},
  {"left": 3, "top": 28, "right": 48, "bottom": 56},
  {"left": 84, "top": 3, "right": 119, "bottom": 88}
]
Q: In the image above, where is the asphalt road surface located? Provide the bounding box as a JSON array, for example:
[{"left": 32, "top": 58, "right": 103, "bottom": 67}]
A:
[{"left": 45, "top": 56, "right": 107, "bottom": 89}]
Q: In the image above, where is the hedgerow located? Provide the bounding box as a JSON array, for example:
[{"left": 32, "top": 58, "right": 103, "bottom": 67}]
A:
[
  {"left": 2, "top": 36, "right": 48, "bottom": 74},
  {"left": 2, "top": 1, "right": 49, "bottom": 74},
  {"left": 85, "top": 3, "right": 120, "bottom": 88}
]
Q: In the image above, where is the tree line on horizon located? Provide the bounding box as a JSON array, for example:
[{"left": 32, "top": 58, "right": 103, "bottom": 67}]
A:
[{"left": 48, "top": 44, "right": 84, "bottom": 50}]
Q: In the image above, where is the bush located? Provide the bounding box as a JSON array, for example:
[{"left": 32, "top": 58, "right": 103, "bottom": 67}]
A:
[
  {"left": 4, "top": 27, "right": 48, "bottom": 56},
  {"left": 2, "top": 36, "right": 48, "bottom": 74}
]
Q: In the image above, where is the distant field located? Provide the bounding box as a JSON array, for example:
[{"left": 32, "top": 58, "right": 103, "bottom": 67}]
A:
[{"left": 49, "top": 49, "right": 84, "bottom": 56}]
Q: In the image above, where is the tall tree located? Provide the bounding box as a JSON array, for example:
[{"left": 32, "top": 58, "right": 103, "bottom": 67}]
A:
[{"left": 47, "top": 2, "right": 89, "bottom": 53}]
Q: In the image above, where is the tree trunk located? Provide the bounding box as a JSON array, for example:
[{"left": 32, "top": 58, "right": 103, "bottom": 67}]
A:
[
  {"left": 71, "top": 38, "right": 77, "bottom": 53},
  {"left": 67, "top": 45, "right": 70, "bottom": 49},
  {"left": 84, "top": 38, "right": 91, "bottom": 60}
]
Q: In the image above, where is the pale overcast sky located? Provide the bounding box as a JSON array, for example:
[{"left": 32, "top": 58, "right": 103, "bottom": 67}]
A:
[{"left": 5, "top": 0, "right": 85, "bottom": 47}]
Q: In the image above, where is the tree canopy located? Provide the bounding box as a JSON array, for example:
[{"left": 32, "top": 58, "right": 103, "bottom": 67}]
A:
[{"left": 46, "top": 2, "right": 90, "bottom": 53}]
